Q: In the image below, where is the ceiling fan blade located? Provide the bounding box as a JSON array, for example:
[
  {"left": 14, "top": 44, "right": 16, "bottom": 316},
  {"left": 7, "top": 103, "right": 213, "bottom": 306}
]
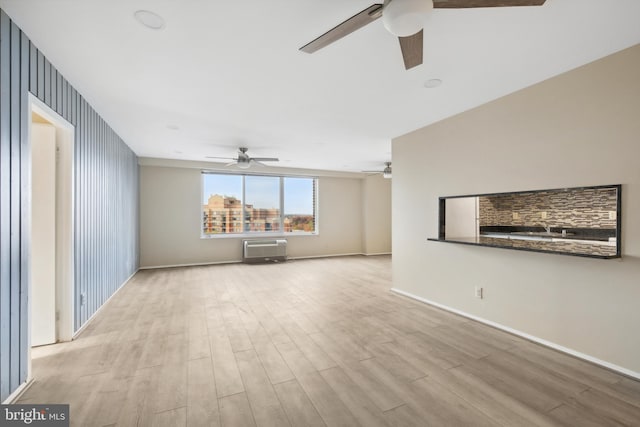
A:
[
  {"left": 398, "top": 30, "right": 423, "bottom": 70},
  {"left": 433, "top": 0, "right": 545, "bottom": 8},
  {"left": 205, "top": 156, "right": 236, "bottom": 160},
  {"left": 251, "top": 157, "right": 279, "bottom": 162},
  {"left": 300, "top": 4, "right": 384, "bottom": 54}
]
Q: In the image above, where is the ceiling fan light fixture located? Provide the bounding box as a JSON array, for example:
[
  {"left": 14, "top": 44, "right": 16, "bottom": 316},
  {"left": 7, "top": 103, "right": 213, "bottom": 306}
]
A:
[
  {"left": 383, "top": 0, "right": 433, "bottom": 37},
  {"left": 236, "top": 159, "right": 251, "bottom": 169}
]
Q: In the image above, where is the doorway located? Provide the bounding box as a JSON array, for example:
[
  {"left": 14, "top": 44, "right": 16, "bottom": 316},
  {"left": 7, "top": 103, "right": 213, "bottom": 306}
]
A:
[{"left": 28, "top": 95, "right": 74, "bottom": 361}]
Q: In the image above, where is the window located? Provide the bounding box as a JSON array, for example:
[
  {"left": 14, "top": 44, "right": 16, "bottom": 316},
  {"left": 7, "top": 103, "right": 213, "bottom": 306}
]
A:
[
  {"left": 202, "top": 172, "right": 317, "bottom": 236},
  {"left": 245, "top": 175, "right": 280, "bottom": 232},
  {"left": 284, "top": 177, "right": 315, "bottom": 232},
  {"left": 202, "top": 174, "right": 242, "bottom": 234}
]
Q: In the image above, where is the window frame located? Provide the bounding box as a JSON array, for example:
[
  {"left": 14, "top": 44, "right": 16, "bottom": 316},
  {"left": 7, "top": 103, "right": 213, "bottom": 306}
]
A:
[{"left": 201, "top": 171, "right": 318, "bottom": 238}]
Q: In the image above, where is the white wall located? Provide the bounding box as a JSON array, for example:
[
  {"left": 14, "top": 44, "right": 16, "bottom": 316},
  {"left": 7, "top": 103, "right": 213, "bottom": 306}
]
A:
[
  {"left": 362, "top": 174, "right": 392, "bottom": 255},
  {"left": 392, "top": 45, "right": 640, "bottom": 375},
  {"left": 139, "top": 159, "right": 390, "bottom": 268}
]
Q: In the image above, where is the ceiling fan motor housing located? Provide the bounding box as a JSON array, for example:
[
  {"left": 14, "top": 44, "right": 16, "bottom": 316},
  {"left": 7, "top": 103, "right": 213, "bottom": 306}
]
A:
[{"left": 383, "top": 0, "right": 434, "bottom": 37}]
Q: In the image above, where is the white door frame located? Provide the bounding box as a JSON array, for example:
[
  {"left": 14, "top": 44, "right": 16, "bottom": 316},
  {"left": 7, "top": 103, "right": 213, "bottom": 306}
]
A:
[{"left": 27, "top": 94, "right": 75, "bottom": 375}]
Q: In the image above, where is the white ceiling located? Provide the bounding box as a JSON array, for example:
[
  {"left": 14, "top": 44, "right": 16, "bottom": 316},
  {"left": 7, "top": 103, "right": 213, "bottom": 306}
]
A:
[{"left": 1, "top": 0, "right": 639, "bottom": 173}]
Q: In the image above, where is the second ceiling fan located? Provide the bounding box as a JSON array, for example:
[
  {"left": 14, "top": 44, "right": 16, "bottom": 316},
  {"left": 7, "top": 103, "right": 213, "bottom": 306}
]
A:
[{"left": 299, "top": 0, "right": 547, "bottom": 70}]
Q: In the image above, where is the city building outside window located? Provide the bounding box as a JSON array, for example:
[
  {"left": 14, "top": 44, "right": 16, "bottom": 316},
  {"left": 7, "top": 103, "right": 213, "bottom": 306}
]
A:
[{"left": 202, "top": 172, "right": 317, "bottom": 236}]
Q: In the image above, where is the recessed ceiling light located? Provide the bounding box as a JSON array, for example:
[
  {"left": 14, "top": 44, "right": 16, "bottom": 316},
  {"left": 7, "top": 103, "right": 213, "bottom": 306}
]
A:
[
  {"left": 424, "top": 78, "right": 442, "bottom": 89},
  {"left": 134, "top": 10, "right": 165, "bottom": 30}
]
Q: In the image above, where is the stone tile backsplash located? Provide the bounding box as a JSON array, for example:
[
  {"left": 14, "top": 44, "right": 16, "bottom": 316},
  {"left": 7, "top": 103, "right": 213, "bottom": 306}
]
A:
[{"left": 479, "top": 187, "right": 618, "bottom": 229}]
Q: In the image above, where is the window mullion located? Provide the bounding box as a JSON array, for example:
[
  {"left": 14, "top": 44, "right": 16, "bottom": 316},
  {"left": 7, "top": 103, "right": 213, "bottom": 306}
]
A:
[
  {"left": 279, "top": 176, "right": 284, "bottom": 233},
  {"left": 242, "top": 175, "right": 247, "bottom": 233}
]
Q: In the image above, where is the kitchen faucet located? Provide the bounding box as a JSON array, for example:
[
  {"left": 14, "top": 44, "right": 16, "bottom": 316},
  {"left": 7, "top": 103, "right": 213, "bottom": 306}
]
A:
[{"left": 536, "top": 223, "right": 551, "bottom": 233}]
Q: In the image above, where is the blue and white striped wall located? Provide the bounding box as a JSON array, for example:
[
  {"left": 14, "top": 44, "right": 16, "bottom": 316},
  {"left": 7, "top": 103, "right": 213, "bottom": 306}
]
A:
[{"left": 0, "top": 9, "right": 139, "bottom": 401}]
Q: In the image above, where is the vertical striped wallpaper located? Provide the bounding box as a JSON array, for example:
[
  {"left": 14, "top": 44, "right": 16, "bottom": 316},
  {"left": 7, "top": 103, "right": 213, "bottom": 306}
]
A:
[{"left": 0, "top": 9, "right": 139, "bottom": 401}]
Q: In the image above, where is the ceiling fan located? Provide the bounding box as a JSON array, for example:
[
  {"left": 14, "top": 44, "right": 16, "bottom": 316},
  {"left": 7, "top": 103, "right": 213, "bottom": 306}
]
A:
[
  {"left": 300, "top": 0, "right": 547, "bottom": 70},
  {"left": 206, "top": 147, "right": 279, "bottom": 169},
  {"left": 363, "top": 162, "right": 392, "bottom": 178}
]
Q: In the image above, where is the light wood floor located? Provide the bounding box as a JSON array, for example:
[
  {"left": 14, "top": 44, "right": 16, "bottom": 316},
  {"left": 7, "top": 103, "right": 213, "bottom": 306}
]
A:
[{"left": 19, "top": 256, "right": 640, "bottom": 426}]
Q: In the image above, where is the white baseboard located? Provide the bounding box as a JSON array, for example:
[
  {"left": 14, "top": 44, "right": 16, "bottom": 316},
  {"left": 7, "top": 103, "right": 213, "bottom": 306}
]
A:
[
  {"left": 2, "top": 379, "right": 34, "bottom": 404},
  {"left": 391, "top": 287, "right": 640, "bottom": 381},
  {"left": 140, "top": 252, "right": 392, "bottom": 270},
  {"left": 140, "top": 252, "right": 376, "bottom": 270},
  {"left": 288, "top": 252, "right": 364, "bottom": 260},
  {"left": 72, "top": 269, "right": 139, "bottom": 339},
  {"left": 139, "top": 260, "right": 239, "bottom": 270}
]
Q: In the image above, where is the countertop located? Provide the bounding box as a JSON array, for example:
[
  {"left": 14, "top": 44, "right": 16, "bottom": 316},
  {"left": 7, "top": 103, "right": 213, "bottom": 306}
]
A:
[{"left": 436, "top": 236, "right": 618, "bottom": 258}]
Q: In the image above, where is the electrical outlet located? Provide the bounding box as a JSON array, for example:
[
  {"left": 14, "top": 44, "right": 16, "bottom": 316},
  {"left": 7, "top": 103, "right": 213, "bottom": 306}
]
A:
[
  {"left": 475, "top": 286, "right": 483, "bottom": 299},
  {"left": 512, "top": 212, "right": 519, "bottom": 220},
  {"left": 80, "top": 293, "right": 86, "bottom": 306},
  {"left": 609, "top": 211, "right": 616, "bottom": 220},
  {"left": 540, "top": 211, "right": 547, "bottom": 219}
]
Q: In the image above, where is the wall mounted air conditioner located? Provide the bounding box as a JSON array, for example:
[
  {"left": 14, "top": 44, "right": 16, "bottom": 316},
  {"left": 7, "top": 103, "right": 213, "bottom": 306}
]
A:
[{"left": 242, "top": 239, "right": 287, "bottom": 263}]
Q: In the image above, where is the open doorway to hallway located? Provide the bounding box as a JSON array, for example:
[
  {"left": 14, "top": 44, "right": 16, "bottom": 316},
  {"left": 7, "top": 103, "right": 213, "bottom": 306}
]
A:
[{"left": 28, "top": 95, "right": 74, "bottom": 372}]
